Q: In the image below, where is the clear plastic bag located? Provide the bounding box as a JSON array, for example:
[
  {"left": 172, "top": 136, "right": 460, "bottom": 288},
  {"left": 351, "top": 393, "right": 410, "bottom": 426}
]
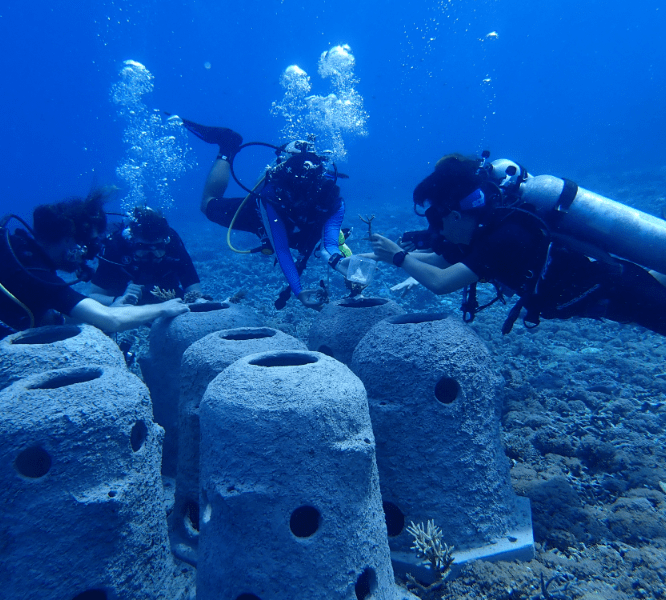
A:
[{"left": 346, "top": 255, "right": 377, "bottom": 286}]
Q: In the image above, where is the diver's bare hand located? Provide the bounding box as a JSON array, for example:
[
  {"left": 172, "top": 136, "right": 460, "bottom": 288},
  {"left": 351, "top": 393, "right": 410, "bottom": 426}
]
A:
[
  {"left": 369, "top": 234, "right": 402, "bottom": 264},
  {"left": 112, "top": 282, "right": 143, "bottom": 306},
  {"left": 390, "top": 277, "right": 420, "bottom": 295},
  {"left": 298, "top": 289, "right": 326, "bottom": 311},
  {"left": 159, "top": 299, "right": 190, "bottom": 318}
]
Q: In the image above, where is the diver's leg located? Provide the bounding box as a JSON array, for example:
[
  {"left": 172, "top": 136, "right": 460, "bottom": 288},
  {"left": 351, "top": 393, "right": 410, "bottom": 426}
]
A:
[
  {"left": 201, "top": 158, "right": 231, "bottom": 214},
  {"left": 594, "top": 262, "right": 666, "bottom": 336},
  {"left": 180, "top": 117, "right": 242, "bottom": 214}
]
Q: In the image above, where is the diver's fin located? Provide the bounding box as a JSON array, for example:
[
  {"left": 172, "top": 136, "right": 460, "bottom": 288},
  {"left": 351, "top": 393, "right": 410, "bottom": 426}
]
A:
[{"left": 180, "top": 118, "right": 243, "bottom": 152}]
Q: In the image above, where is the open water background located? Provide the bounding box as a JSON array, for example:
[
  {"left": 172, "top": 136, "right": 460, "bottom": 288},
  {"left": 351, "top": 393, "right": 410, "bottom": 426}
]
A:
[{"left": 1, "top": 0, "right": 665, "bottom": 228}]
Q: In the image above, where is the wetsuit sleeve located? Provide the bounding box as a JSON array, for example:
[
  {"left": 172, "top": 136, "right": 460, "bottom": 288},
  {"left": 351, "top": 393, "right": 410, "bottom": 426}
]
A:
[
  {"left": 263, "top": 201, "right": 302, "bottom": 296},
  {"left": 321, "top": 198, "right": 345, "bottom": 256},
  {"left": 169, "top": 230, "right": 200, "bottom": 288},
  {"left": 11, "top": 271, "right": 86, "bottom": 326},
  {"left": 0, "top": 233, "right": 86, "bottom": 330},
  {"left": 55, "top": 286, "right": 88, "bottom": 316}
]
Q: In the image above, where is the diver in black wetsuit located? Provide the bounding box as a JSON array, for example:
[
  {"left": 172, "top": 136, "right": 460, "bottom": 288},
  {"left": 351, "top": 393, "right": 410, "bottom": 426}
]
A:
[
  {"left": 89, "top": 206, "right": 202, "bottom": 306},
  {"left": 367, "top": 153, "right": 666, "bottom": 336},
  {"left": 179, "top": 117, "right": 348, "bottom": 311},
  {"left": 0, "top": 191, "right": 189, "bottom": 339}
]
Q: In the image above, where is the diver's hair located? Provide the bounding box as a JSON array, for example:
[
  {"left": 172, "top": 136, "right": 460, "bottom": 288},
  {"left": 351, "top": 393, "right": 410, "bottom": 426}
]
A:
[
  {"left": 129, "top": 206, "right": 170, "bottom": 242},
  {"left": 32, "top": 188, "right": 112, "bottom": 245},
  {"left": 413, "top": 154, "right": 482, "bottom": 211}
]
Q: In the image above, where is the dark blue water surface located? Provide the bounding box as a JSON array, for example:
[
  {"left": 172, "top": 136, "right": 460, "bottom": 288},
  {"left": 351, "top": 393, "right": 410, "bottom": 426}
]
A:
[{"left": 1, "top": 0, "right": 664, "bottom": 225}]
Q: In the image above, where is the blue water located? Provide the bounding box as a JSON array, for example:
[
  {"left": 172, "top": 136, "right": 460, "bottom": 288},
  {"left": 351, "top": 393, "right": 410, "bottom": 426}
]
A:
[{"left": 1, "top": 0, "right": 664, "bottom": 225}]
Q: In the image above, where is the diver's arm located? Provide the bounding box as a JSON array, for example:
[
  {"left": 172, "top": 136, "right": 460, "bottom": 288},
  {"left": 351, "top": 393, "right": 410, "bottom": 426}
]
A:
[
  {"left": 322, "top": 200, "right": 346, "bottom": 255},
  {"left": 87, "top": 283, "right": 115, "bottom": 306},
  {"left": 401, "top": 252, "right": 452, "bottom": 267},
  {"left": 401, "top": 258, "right": 479, "bottom": 295},
  {"left": 88, "top": 282, "right": 143, "bottom": 307},
  {"left": 69, "top": 298, "right": 189, "bottom": 332},
  {"left": 320, "top": 200, "right": 347, "bottom": 275},
  {"left": 369, "top": 233, "right": 477, "bottom": 295}
]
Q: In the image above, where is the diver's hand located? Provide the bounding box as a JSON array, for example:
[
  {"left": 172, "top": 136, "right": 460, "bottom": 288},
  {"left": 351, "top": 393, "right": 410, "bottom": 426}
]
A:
[
  {"left": 298, "top": 289, "right": 326, "bottom": 311},
  {"left": 398, "top": 237, "right": 417, "bottom": 252},
  {"left": 159, "top": 299, "right": 190, "bottom": 318},
  {"left": 369, "top": 234, "right": 403, "bottom": 264},
  {"left": 390, "top": 277, "right": 420, "bottom": 295},
  {"left": 111, "top": 282, "right": 143, "bottom": 306}
]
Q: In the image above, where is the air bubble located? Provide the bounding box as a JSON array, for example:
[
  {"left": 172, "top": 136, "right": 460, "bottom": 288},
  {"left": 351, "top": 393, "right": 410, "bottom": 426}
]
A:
[
  {"left": 110, "top": 60, "right": 196, "bottom": 213},
  {"left": 271, "top": 45, "right": 368, "bottom": 162}
]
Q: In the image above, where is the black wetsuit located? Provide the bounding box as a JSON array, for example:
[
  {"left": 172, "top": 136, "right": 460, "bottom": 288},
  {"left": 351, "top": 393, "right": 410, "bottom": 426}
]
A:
[
  {"left": 435, "top": 210, "right": 666, "bottom": 335},
  {"left": 92, "top": 228, "right": 200, "bottom": 304},
  {"left": 0, "top": 229, "right": 86, "bottom": 337},
  {"left": 205, "top": 183, "right": 344, "bottom": 297}
]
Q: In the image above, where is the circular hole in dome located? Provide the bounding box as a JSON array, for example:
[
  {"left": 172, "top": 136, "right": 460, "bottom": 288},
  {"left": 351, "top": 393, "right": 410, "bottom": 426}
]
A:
[
  {"left": 388, "top": 313, "right": 448, "bottom": 325},
  {"left": 108, "top": 490, "right": 117, "bottom": 498},
  {"left": 130, "top": 420, "right": 148, "bottom": 452},
  {"left": 339, "top": 298, "right": 388, "bottom": 309},
  {"left": 235, "top": 595, "right": 261, "bottom": 600},
  {"left": 184, "top": 499, "right": 200, "bottom": 532},
  {"left": 15, "top": 446, "right": 52, "bottom": 478},
  {"left": 220, "top": 328, "right": 276, "bottom": 341},
  {"left": 355, "top": 568, "right": 378, "bottom": 600},
  {"left": 72, "top": 591, "right": 108, "bottom": 600},
  {"left": 435, "top": 377, "right": 460, "bottom": 404},
  {"left": 290, "top": 505, "right": 320, "bottom": 538},
  {"left": 10, "top": 325, "right": 81, "bottom": 345},
  {"left": 250, "top": 352, "right": 318, "bottom": 368},
  {"left": 28, "top": 368, "right": 102, "bottom": 390},
  {"left": 316, "top": 345, "right": 335, "bottom": 358},
  {"left": 189, "top": 302, "right": 228, "bottom": 313},
  {"left": 383, "top": 501, "right": 405, "bottom": 537}
]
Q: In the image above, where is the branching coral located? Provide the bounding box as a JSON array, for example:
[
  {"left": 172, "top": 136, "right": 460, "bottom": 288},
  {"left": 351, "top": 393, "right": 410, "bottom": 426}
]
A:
[
  {"left": 150, "top": 286, "right": 176, "bottom": 301},
  {"left": 405, "top": 520, "right": 455, "bottom": 599}
]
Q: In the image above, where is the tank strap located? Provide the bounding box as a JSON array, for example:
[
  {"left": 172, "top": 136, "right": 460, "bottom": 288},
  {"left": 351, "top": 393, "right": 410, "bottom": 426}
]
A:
[
  {"left": 461, "top": 281, "right": 507, "bottom": 323},
  {"left": 553, "top": 178, "right": 578, "bottom": 214}
]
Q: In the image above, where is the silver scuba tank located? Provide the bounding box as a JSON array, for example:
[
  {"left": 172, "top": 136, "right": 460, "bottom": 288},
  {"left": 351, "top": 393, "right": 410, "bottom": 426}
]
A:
[
  {"left": 491, "top": 160, "right": 666, "bottom": 274},
  {"left": 521, "top": 176, "right": 666, "bottom": 274}
]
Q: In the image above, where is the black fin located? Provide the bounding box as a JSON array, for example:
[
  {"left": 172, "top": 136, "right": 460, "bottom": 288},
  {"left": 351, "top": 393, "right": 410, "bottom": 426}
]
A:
[{"left": 181, "top": 118, "right": 243, "bottom": 149}]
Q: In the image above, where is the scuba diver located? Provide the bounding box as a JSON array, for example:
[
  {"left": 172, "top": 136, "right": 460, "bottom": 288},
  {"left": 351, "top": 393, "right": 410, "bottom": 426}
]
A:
[
  {"left": 88, "top": 206, "right": 203, "bottom": 306},
  {"left": 179, "top": 117, "right": 349, "bottom": 310},
  {"left": 0, "top": 190, "right": 189, "bottom": 339},
  {"left": 368, "top": 152, "right": 666, "bottom": 336}
]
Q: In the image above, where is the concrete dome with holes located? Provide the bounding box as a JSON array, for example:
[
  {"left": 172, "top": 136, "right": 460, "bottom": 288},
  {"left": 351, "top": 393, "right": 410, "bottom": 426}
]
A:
[{"left": 0, "top": 365, "right": 178, "bottom": 600}]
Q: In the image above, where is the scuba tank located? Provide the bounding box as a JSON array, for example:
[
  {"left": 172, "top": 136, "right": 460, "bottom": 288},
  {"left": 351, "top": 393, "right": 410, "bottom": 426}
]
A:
[{"left": 490, "top": 160, "right": 666, "bottom": 275}]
